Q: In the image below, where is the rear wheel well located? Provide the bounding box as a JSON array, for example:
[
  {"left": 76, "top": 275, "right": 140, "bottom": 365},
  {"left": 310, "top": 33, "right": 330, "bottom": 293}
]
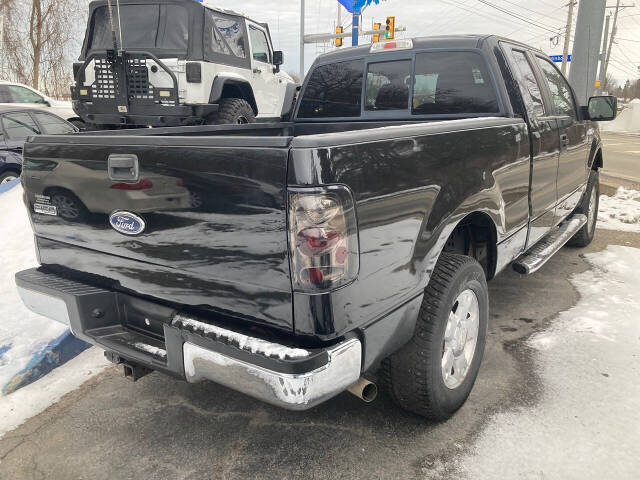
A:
[
  {"left": 592, "top": 149, "right": 603, "bottom": 170},
  {"left": 220, "top": 83, "right": 258, "bottom": 115},
  {"left": 442, "top": 212, "right": 498, "bottom": 280}
]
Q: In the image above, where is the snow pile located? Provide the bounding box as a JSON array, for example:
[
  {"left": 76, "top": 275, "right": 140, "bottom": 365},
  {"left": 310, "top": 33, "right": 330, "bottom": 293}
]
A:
[
  {"left": 601, "top": 98, "right": 640, "bottom": 133},
  {"left": 0, "top": 185, "right": 110, "bottom": 437},
  {"left": 598, "top": 187, "right": 640, "bottom": 233},
  {"left": 458, "top": 245, "right": 640, "bottom": 479}
]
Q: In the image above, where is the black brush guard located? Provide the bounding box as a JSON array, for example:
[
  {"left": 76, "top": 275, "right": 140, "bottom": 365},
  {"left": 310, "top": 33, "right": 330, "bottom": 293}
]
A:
[{"left": 71, "top": 50, "right": 217, "bottom": 127}]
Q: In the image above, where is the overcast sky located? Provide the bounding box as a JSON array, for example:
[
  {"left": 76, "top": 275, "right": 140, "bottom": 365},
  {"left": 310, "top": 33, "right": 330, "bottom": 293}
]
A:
[{"left": 206, "top": 0, "right": 640, "bottom": 86}]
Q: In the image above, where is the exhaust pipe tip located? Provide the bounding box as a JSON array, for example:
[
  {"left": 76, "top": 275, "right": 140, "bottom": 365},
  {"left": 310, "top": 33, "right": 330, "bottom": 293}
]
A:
[{"left": 347, "top": 377, "right": 378, "bottom": 403}]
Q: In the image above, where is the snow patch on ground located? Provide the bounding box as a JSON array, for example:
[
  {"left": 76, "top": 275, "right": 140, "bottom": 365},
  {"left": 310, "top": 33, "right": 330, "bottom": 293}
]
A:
[
  {"left": 598, "top": 187, "right": 640, "bottom": 233},
  {"left": 0, "top": 186, "right": 67, "bottom": 389},
  {"left": 0, "top": 185, "right": 110, "bottom": 437},
  {"left": 457, "top": 245, "right": 640, "bottom": 479},
  {"left": 0, "top": 348, "right": 110, "bottom": 438}
]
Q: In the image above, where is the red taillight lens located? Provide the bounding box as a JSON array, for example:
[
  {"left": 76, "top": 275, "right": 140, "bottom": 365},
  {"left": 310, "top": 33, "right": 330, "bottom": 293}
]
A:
[
  {"left": 110, "top": 179, "right": 153, "bottom": 190},
  {"left": 296, "top": 227, "right": 342, "bottom": 256},
  {"left": 288, "top": 186, "right": 359, "bottom": 292}
]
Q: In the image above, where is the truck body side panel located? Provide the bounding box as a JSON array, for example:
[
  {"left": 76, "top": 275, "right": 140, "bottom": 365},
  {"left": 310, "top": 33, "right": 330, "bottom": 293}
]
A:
[{"left": 288, "top": 118, "right": 530, "bottom": 339}]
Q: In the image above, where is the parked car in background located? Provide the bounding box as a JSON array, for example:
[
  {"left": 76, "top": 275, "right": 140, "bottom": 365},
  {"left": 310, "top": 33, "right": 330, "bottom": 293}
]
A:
[
  {"left": 0, "top": 106, "right": 78, "bottom": 183},
  {"left": 0, "top": 81, "right": 85, "bottom": 129},
  {"left": 71, "top": 0, "right": 297, "bottom": 128}
]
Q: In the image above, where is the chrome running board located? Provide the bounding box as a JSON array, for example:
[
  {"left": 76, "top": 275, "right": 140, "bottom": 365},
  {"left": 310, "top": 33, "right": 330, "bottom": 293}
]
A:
[{"left": 513, "top": 214, "right": 587, "bottom": 275}]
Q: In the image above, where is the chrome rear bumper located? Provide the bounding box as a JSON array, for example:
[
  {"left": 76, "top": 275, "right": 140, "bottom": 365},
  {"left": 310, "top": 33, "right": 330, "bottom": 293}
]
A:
[
  {"left": 15, "top": 268, "right": 363, "bottom": 411},
  {"left": 183, "top": 338, "right": 361, "bottom": 410}
]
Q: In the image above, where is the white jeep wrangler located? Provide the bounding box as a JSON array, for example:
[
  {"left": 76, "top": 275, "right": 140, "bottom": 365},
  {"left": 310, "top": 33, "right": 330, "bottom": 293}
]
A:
[{"left": 71, "top": 0, "right": 297, "bottom": 128}]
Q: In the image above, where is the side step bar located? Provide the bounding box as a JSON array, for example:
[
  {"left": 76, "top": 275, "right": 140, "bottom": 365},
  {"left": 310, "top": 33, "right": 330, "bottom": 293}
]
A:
[{"left": 513, "top": 214, "right": 587, "bottom": 275}]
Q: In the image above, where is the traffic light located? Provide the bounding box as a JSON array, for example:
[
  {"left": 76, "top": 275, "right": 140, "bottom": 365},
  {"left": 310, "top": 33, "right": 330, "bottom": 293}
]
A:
[
  {"left": 335, "top": 26, "right": 343, "bottom": 47},
  {"left": 373, "top": 22, "right": 382, "bottom": 43},
  {"left": 385, "top": 16, "right": 395, "bottom": 40}
]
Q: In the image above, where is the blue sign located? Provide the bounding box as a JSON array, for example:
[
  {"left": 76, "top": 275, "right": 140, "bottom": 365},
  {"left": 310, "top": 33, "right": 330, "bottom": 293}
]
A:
[
  {"left": 337, "top": 0, "right": 382, "bottom": 13},
  {"left": 550, "top": 54, "right": 571, "bottom": 63},
  {"left": 109, "top": 211, "right": 146, "bottom": 235}
]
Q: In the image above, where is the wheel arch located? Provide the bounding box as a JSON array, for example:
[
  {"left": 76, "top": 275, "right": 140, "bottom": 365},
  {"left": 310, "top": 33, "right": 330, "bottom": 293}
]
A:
[
  {"left": 439, "top": 211, "right": 499, "bottom": 280},
  {"left": 209, "top": 76, "right": 258, "bottom": 115}
]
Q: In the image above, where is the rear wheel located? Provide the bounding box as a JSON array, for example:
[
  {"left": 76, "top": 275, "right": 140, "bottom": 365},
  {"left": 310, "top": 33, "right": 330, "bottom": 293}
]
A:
[
  {"left": 568, "top": 169, "right": 599, "bottom": 247},
  {"left": 383, "top": 253, "right": 488, "bottom": 421},
  {"left": 208, "top": 98, "right": 256, "bottom": 125}
]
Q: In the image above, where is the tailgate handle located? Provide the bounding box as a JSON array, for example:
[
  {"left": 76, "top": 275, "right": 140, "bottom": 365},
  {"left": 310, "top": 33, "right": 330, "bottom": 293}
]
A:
[{"left": 108, "top": 154, "right": 139, "bottom": 182}]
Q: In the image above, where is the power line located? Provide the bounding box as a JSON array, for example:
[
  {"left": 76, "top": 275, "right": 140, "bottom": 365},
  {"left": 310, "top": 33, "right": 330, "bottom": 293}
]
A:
[{"left": 475, "top": 0, "right": 563, "bottom": 35}]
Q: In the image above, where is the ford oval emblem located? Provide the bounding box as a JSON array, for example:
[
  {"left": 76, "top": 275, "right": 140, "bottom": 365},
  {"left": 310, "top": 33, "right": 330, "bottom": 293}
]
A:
[{"left": 109, "top": 211, "right": 146, "bottom": 235}]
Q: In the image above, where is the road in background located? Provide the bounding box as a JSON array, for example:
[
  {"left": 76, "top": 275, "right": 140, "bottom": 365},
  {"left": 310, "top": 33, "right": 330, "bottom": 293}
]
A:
[{"left": 601, "top": 133, "right": 640, "bottom": 185}]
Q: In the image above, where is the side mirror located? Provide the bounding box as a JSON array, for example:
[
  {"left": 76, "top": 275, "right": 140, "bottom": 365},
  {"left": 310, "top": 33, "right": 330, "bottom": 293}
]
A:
[
  {"left": 587, "top": 95, "right": 617, "bottom": 121},
  {"left": 273, "top": 51, "right": 284, "bottom": 66}
]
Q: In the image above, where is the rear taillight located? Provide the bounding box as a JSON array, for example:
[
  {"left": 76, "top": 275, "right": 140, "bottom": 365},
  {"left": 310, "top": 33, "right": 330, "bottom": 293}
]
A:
[
  {"left": 110, "top": 179, "right": 153, "bottom": 190},
  {"left": 288, "top": 186, "right": 359, "bottom": 292}
]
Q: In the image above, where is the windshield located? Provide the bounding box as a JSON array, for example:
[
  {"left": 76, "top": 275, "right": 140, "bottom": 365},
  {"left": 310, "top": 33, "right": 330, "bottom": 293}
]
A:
[{"left": 88, "top": 4, "right": 189, "bottom": 52}]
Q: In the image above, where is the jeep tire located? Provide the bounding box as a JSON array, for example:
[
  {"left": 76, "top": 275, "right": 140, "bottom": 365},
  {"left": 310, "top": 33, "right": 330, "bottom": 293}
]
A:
[{"left": 209, "top": 98, "right": 256, "bottom": 125}]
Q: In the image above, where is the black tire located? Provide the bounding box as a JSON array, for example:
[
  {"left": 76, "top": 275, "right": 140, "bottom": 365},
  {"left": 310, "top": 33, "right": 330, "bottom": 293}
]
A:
[
  {"left": 0, "top": 170, "right": 21, "bottom": 184},
  {"left": 49, "top": 190, "right": 89, "bottom": 222},
  {"left": 567, "top": 169, "right": 599, "bottom": 247},
  {"left": 208, "top": 98, "right": 256, "bottom": 125},
  {"left": 382, "top": 253, "right": 489, "bottom": 421}
]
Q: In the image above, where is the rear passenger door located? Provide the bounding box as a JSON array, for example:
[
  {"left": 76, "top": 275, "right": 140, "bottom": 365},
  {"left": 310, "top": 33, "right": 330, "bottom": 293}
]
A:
[
  {"left": 534, "top": 55, "right": 590, "bottom": 222},
  {"left": 503, "top": 44, "right": 560, "bottom": 247}
]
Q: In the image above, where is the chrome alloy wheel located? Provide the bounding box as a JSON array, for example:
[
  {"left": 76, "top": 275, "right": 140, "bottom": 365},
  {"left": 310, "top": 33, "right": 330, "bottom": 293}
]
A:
[
  {"left": 442, "top": 289, "right": 480, "bottom": 389},
  {"left": 587, "top": 187, "right": 597, "bottom": 236}
]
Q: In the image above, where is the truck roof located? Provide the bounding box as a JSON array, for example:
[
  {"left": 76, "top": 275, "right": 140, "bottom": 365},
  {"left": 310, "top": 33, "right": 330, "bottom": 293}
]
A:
[{"left": 314, "top": 34, "right": 538, "bottom": 64}]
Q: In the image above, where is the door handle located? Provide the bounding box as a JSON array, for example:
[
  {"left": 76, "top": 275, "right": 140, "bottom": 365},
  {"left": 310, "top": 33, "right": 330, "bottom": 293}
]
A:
[{"left": 253, "top": 68, "right": 262, "bottom": 74}]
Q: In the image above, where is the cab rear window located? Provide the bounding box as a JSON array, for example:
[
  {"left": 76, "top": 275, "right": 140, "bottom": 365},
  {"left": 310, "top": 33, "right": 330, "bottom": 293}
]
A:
[{"left": 297, "top": 51, "right": 500, "bottom": 119}]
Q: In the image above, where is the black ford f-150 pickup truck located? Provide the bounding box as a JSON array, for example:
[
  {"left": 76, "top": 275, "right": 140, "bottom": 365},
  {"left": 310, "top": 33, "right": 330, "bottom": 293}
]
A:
[{"left": 16, "top": 36, "right": 616, "bottom": 420}]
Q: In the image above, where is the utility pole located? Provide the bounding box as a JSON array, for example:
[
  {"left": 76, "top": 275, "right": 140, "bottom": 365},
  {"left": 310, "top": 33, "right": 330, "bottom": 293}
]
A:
[
  {"left": 300, "top": 0, "right": 305, "bottom": 80},
  {"left": 602, "top": 0, "right": 621, "bottom": 91},
  {"left": 569, "top": 0, "right": 606, "bottom": 105},
  {"left": 561, "top": 1, "right": 576, "bottom": 75},
  {"left": 597, "top": 14, "right": 611, "bottom": 94}
]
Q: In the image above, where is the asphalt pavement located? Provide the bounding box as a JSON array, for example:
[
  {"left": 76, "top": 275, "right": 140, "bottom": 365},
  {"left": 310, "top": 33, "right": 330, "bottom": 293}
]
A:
[
  {"left": 601, "top": 132, "right": 640, "bottom": 185},
  {"left": 1, "top": 226, "right": 638, "bottom": 480}
]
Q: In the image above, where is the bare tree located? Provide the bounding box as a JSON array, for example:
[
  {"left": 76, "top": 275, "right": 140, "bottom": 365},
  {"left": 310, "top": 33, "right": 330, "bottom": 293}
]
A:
[{"left": 1, "top": 0, "right": 86, "bottom": 98}]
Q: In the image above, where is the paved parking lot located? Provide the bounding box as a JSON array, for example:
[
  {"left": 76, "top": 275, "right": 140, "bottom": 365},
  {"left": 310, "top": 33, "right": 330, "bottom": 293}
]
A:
[{"left": 2, "top": 227, "right": 637, "bottom": 480}]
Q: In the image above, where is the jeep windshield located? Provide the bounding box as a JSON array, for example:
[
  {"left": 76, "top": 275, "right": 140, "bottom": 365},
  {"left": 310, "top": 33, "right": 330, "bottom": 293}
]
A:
[{"left": 88, "top": 4, "right": 189, "bottom": 54}]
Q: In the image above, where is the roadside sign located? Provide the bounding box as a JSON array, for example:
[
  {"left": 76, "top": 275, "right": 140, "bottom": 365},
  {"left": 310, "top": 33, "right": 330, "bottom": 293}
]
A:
[{"left": 549, "top": 54, "right": 571, "bottom": 63}]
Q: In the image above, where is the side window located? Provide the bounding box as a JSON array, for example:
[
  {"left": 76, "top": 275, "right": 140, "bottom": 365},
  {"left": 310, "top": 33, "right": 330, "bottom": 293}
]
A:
[
  {"left": 249, "top": 26, "right": 271, "bottom": 64},
  {"left": 412, "top": 51, "right": 500, "bottom": 115},
  {"left": 507, "top": 50, "right": 545, "bottom": 118},
  {"left": 535, "top": 57, "right": 576, "bottom": 118},
  {"left": 1, "top": 113, "right": 40, "bottom": 140},
  {"left": 8, "top": 86, "right": 45, "bottom": 104},
  {"left": 365, "top": 59, "right": 411, "bottom": 111},
  {"left": 33, "top": 113, "right": 75, "bottom": 135},
  {"left": 0, "top": 86, "right": 12, "bottom": 103},
  {"left": 213, "top": 16, "right": 246, "bottom": 58},
  {"left": 297, "top": 59, "right": 364, "bottom": 119}
]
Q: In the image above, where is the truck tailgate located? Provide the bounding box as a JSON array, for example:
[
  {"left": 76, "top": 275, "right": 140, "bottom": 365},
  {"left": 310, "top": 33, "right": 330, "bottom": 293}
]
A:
[{"left": 22, "top": 134, "right": 294, "bottom": 331}]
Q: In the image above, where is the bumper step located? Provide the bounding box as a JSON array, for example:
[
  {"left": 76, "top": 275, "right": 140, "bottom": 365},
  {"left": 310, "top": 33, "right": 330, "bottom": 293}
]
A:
[{"left": 513, "top": 214, "right": 587, "bottom": 275}]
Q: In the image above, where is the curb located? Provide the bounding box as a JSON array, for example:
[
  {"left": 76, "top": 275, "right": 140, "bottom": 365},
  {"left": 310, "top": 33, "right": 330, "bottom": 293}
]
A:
[{"left": 2, "top": 330, "right": 91, "bottom": 395}]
